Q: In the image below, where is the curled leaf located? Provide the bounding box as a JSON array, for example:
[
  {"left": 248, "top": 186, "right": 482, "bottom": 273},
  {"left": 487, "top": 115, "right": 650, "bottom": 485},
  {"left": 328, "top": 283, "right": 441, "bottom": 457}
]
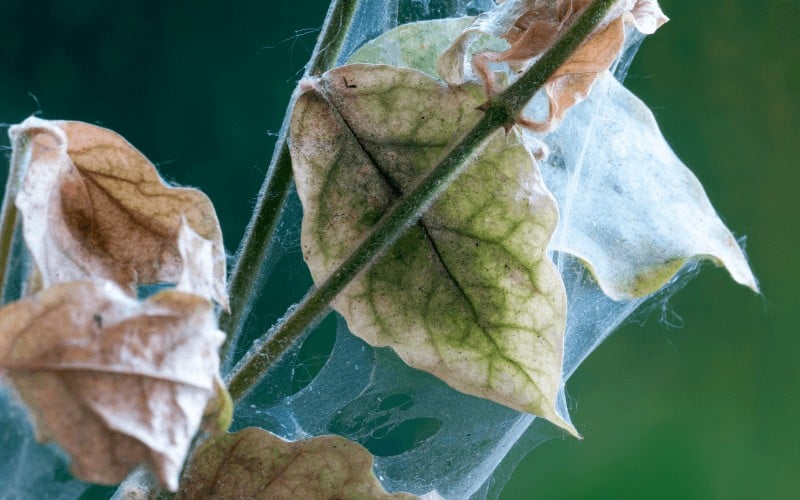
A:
[
  {"left": 9, "top": 117, "right": 228, "bottom": 308},
  {"left": 438, "top": 0, "right": 668, "bottom": 131},
  {"left": 178, "top": 427, "right": 416, "bottom": 499},
  {"left": 0, "top": 280, "right": 226, "bottom": 490},
  {"left": 538, "top": 73, "right": 758, "bottom": 299},
  {"left": 290, "top": 64, "right": 574, "bottom": 435}
]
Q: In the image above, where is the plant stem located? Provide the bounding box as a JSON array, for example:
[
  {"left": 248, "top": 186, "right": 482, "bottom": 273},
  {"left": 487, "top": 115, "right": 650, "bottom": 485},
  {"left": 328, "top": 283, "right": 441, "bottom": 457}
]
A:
[
  {"left": 0, "top": 129, "right": 28, "bottom": 304},
  {"left": 225, "top": 0, "right": 619, "bottom": 402},
  {"left": 218, "top": 0, "right": 360, "bottom": 367}
]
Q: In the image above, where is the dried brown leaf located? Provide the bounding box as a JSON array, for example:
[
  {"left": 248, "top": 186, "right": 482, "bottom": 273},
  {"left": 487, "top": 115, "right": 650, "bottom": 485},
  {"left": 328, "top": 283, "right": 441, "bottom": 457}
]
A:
[
  {"left": 9, "top": 117, "right": 228, "bottom": 308},
  {"left": 178, "top": 427, "right": 417, "bottom": 499},
  {"left": 0, "top": 280, "right": 226, "bottom": 490},
  {"left": 439, "top": 0, "right": 668, "bottom": 131}
]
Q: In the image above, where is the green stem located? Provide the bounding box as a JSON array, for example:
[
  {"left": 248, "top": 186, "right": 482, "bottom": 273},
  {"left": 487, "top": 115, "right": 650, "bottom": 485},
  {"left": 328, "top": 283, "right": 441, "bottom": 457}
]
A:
[
  {"left": 0, "top": 128, "right": 28, "bottom": 304},
  {"left": 225, "top": 0, "right": 619, "bottom": 401},
  {"left": 218, "top": 0, "right": 360, "bottom": 367}
]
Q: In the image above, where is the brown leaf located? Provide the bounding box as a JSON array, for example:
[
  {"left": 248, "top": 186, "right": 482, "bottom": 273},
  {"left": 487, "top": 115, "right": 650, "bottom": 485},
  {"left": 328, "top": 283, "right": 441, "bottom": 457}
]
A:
[
  {"left": 178, "top": 427, "right": 418, "bottom": 499},
  {"left": 9, "top": 117, "right": 228, "bottom": 308},
  {"left": 0, "top": 280, "right": 226, "bottom": 490},
  {"left": 440, "top": 0, "right": 668, "bottom": 131}
]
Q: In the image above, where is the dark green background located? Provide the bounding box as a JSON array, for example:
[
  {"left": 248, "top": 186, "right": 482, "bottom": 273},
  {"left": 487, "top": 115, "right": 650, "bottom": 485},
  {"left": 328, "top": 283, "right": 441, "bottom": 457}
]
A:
[{"left": 1, "top": 1, "right": 796, "bottom": 498}]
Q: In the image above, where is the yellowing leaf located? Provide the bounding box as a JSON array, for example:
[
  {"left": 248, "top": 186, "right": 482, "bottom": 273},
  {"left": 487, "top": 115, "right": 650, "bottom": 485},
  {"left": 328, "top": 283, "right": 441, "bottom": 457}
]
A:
[
  {"left": 538, "top": 73, "right": 758, "bottom": 298},
  {"left": 178, "top": 427, "right": 416, "bottom": 499},
  {"left": 8, "top": 117, "right": 228, "bottom": 308},
  {"left": 290, "top": 65, "right": 574, "bottom": 435},
  {"left": 438, "top": 0, "right": 668, "bottom": 131},
  {"left": 0, "top": 280, "right": 226, "bottom": 490}
]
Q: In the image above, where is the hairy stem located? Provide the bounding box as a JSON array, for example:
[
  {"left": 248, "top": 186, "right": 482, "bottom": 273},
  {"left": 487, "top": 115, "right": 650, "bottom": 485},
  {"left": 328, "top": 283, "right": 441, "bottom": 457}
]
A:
[
  {"left": 218, "top": 0, "right": 360, "bottom": 367},
  {"left": 225, "top": 0, "right": 619, "bottom": 402}
]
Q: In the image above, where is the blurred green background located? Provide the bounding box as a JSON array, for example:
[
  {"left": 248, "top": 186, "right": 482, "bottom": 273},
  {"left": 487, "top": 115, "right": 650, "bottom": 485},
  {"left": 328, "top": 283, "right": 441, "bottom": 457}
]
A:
[{"left": 0, "top": 0, "right": 796, "bottom": 498}]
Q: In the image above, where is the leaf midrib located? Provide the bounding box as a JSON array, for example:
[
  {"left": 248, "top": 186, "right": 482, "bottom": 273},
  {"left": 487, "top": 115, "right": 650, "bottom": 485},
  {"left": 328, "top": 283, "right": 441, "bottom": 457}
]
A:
[{"left": 327, "top": 95, "right": 543, "bottom": 386}]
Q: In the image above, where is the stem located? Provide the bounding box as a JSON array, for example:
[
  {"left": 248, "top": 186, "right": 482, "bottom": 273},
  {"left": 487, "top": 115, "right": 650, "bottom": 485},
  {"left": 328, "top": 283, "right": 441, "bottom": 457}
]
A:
[
  {"left": 226, "top": 0, "right": 619, "bottom": 402},
  {"left": 218, "top": 0, "right": 360, "bottom": 367},
  {"left": 0, "top": 129, "right": 28, "bottom": 304}
]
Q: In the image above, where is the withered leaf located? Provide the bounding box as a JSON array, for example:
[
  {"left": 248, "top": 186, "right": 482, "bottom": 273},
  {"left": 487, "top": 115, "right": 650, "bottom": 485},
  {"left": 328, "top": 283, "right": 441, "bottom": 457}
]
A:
[
  {"left": 438, "top": 0, "right": 668, "bottom": 131},
  {"left": 9, "top": 117, "right": 228, "bottom": 308},
  {"left": 178, "top": 427, "right": 417, "bottom": 499},
  {"left": 290, "top": 65, "right": 575, "bottom": 435},
  {"left": 0, "top": 280, "right": 227, "bottom": 490}
]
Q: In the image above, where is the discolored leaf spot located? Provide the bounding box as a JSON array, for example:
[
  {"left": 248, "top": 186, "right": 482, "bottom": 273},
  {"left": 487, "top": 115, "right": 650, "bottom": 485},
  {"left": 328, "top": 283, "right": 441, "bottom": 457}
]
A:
[
  {"left": 0, "top": 280, "right": 225, "bottom": 490},
  {"left": 438, "top": 0, "right": 668, "bottom": 131},
  {"left": 538, "top": 73, "right": 758, "bottom": 299},
  {"left": 178, "top": 427, "right": 417, "bottom": 499},
  {"left": 8, "top": 117, "right": 228, "bottom": 308},
  {"left": 290, "top": 64, "right": 574, "bottom": 435}
]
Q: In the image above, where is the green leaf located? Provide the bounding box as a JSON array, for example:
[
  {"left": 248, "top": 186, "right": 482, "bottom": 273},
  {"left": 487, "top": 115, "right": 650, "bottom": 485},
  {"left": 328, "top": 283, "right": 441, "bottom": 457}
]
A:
[
  {"left": 178, "top": 427, "right": 416, "bottom": 499},
  {"left": 538, "top": 72, "right": 758, "bottom": 299},
  {"left": 290, "top": 64, "right": 574, "bottom": 435}
]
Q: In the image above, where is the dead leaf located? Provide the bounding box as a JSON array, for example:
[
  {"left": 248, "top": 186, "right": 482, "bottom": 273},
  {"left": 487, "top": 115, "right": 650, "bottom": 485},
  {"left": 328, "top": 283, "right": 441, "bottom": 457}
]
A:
[
  {"left": 0, "top": 280, "right": 227, "bottom": 490},
  {"left": 178, "top": 427, "right": 416, "bottom": 499},
  {"left": 438, "top": 0, "right": 668, "bottom": 131},
  {"left": 290, "top": 65, "right": 575, "bottom": 435},
  {"left": 8, "top": 117, "right": 228, "bottom": 309}
]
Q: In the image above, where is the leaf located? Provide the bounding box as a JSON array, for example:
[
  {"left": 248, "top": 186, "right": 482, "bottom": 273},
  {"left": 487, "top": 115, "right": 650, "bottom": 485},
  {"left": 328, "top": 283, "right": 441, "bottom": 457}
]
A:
[
  {"left": 348, "top": 17, "right": 507, "bottom": 81},
  {"left": 178, "top": 427, "right": 417, "bottom": 499},
  {"left": 537, "top": 72, "right": 758, "bottom": 299},
  {"left": 290, "top": 64, "right": 574, "bottom": 435},
  {"left": 438, "top": 0, "right": 668, "bottom": 131},
  {"left": 8, "top": 117, "right": 228, "bottom": 309},
  {"left": 0, "top": 280, "right": 226, "bottom": 490}
]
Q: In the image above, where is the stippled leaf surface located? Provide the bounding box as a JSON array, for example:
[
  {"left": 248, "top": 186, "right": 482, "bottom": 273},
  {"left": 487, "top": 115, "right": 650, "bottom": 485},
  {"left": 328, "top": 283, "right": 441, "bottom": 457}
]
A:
[
  {"left": 0, "top": 280, "right": 227, "bottom": 490},
  {"left": 538, "top": 72, "right": 758, "bottom": 299},
  {"left": 9, "top": 117, "right": 228, "bottom": 308},
  {"left": 290, "top": 64, "right": 573, "bottom": 434},
  {"left": 178, "top": 427, "right": 417, "bottom": 499}
]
